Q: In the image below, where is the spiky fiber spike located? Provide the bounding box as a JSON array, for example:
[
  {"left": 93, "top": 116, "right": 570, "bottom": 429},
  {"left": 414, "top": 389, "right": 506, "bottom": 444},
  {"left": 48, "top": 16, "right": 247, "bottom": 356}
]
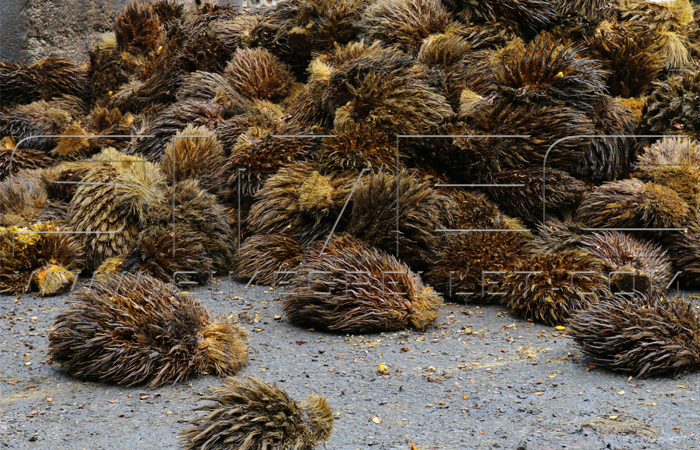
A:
[
  {"left": 115, "top": 1, "right": 164, "bottom": 54},
  {"left": 645, "top": 70, "right": 700, "bottom": 140},
  {"left": 181, "top": 376, "right": 333, "bottom": 450},
  {"left": 569, "top": 294, "right": 700, "bottom": 377},
  {"left": 234, "top": 233, "right": 303, "bottom": 286},
  {"left": 49, "top": 273, "right": 248, "bottom": 387},
  {"left": 284, "top": 234, "right": 443, "bottom": 333},
  {"left": 224, "top": 48, "right": 295, "bottom": 103}
]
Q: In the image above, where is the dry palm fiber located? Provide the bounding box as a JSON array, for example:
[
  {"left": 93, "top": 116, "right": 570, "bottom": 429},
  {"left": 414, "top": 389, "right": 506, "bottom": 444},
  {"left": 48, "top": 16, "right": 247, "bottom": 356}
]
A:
[
  {"left": 0, "top": 221, "right": 83, "bottom": 296},
  {"left": 575, "top": 178, "right": 691, "bottom": 230},
  {"left": 568, "top": 293, "right": 700, "bottom": 377},
  {"left": 482, "top": 168, "right": 586, "bottom": 224},
  {"left": 161, "top": 125, "right": 228, "bottom": 197},
  {"left": 359, "top": 0, "right": 452, "bottom": 55},
  {"left": 662, "top": 217, "right": 700, "bottom": 288},
  {"left": 0, "top": 171, "right": 48, "bottom": 227},
  {"left": 532, "top": 218, "right": 589, "bottom": 253},
  {"left": 175, "top": 71, "right": 252, "bottom": 116},
  {"left": 317, "top": 123, "right": 396, "bottom": 172},
  {"left": 0, "top": 57, "right": 89, "bottom": 107},
  {"left": 580, "top": 231, "right": 671, "bottom": 296},
  {"left": 346, "top": 170, "right": 450, "bottom": 271},
  {"left": 49, "top": 273, "right": 248, "bottom": 387},
  {"left": 0, "top": 100, "right": 73, "bottom": 152},
  {"left": 66, "top": 148, "right": 165, "bottom": 271},
  {"left": 114, "top": 1, "right": 165, "bottom": 54},
  {"left": 441, "top": 0, "right": 556, "bottom": 35},
  {"left": 644, "top": 69, "right": 700, "bottom": 140},
  {"left": 141, "top": 179, "right": 235, "bottom": 272},
  {"left": 426, "top": 216, "right": 534, "bottom": 302},
  {"left": 53, "top": 107, "right": 138, "bottom": 160},
  {"left": 503, "top": 250, "right": 610, "bottom": 325},
  {"left": 619, "top": 0, "right": 694, "bottom": 30},
  {"left": 0, "top": 137, "right": 54, "bottom": 181},
  {"left": 181, "top": 376, "right": 333, "bottom": 450},
  {"left": 245, "top": 162, "right": 351, "bottom": 247},
  {"left": 284, "top": 234, "right": 443, "bottom": 333},
  {"left": 234, "top": 233, "right": 304, "bottom": 286},
  {"left": 224, "top": 47, "right": 295, "bottom": 103}
]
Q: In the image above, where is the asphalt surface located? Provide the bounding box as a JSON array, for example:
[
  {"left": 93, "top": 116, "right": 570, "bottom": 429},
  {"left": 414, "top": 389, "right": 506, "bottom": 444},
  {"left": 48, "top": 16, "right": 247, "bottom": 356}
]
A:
[{"left": 1, "top": 280, "right": 700, "bottom": 450}]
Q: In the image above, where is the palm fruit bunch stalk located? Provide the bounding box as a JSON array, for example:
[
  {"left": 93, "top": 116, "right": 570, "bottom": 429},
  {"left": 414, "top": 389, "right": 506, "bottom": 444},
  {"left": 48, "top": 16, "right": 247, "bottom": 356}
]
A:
[
  {"left": 284, "top": 234, "right": 443, "bottom": 333},
  {"left": 181, "top": 376, "right": 333, "bottom": 450},
  {"left": 49, "top": 273, "right": 248, "bottom": 387},
  {"left": 569, "top": 293, "right": 700, "bottom": 377}
]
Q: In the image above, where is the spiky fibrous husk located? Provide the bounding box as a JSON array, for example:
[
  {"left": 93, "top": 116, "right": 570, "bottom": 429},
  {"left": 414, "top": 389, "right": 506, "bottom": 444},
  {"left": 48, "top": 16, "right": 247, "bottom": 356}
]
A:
[
  {"left": 284, "top": 234, "right": 443, "bottom": 332},
  {"left": 142, "top": 179, "right": 235, "bottom": 272},
  {"left": 66, "top": 148, "right": 166, "bottom": 271},
  {"left": 161, "top": 124, "right": 228, "bottom": 197},
  {"left": 215, "top": 107, "right": 282, "bottom": 156},
  {"left": 426, "top": 223, "right": 534, "bottom": 302},
  {"left": 0, "top": 58, "right": 89, "bottom": 107},
  {"left": 87, "top": 38, "right": 140, "bottom": 105},
  {"left": 246, "top": 162, "right": 350, "bottom": 247},
  {"left": 224, "top": 122, "right": 317, "bottom": 199},
  {"left": 619, "top": 0, "right": 694, "bottom": 30},
  {"left": 0, "top": 221, "right": 84, "bottom": 296},
  {"left": 575, "top": 178, "right": 691, "bottom": 229},
  {"left": 0, "top": 137, "right": 54, "bottom": 181},
  {"left": 346, "top": 170, "right": 450, "bottom": 271},
  {"left": 580, "top": 231, "right": 671, "bottom": 295},
  {"left": 115, "top": 1, "right": 165, "bottom": 54},
  {"left": 359, "top": 0, "right": 451, "bottom": 55},
  {"left": 0, "top": 100, "right": 73, "bottom": 152},
  {"left": 439, "top": 190, "right": 509, "bottom": 231},
  {"left": 151, "top": 0, "right": 184, "bottom": 27},
  {"left": 107, "top": 68, "right": 180, "bottom": 118},
  {"left": 532, "top": 218, "right": 589, "bottom": 253},
  {"left": 504, "top": 250, "right": 610, "bottom": 325},
  {"left": 0, "top": 171, "right": 48, "bottom": 227},
  {"left": 556, "top": 0, "right": 616, "bottom": 27},
  {"left": 234, "top": 233, "right": 304, "bottom": 286},
  {"left": 644, "top": 69, "right": 700, "bottom": 140},
  {"left": 584, "top": 20, "right": 663, "bottom": 98},
  {"left": 224, "top": 48, "right": 295, "bottom": 103},
  {"left": 483, "top": 168, "right": 586, "bottom": 224},
  {"left": 181, "top": 376, "right": 333, "bottom": 450},
  {"left": 35, "top": 263, "right": 76, "bottom": 297},
  {"left": 441, "top": 0, "right": 556, "bottom": 35},
  {"left": 0, "top": 60, "right": 42, "bottom": 107},
  {"left": 662, "top": 217, "right": 700, "bottom": 287},
  {"left": 569, "top": 293, "right": 700, "bottom": 377},
  {"left": 121, "top": 225, "right": 213, "bottom": 284},
  {"left": 49, "top": 273, "right": 248, "bottom": 386},
  {"left": 570, "top": 96, "right": 639, "bottom": 182},
  {"left": 40, "top": 160, "right": 95, "bottom": 202},
  {"left": 317, "top": 124, "right": 396, "bottom": 172},
  {"left": 128, "top": 100, "right": 226, "bottom": 162},
  {"left": 492, "top": 32, "right": 607, "bottom": 112},
  {"left": 175, "top": 71, "right": 251, "bottom": 115},
  {"left": 448, "top": 98, "right": 595, "bottom": 180}
]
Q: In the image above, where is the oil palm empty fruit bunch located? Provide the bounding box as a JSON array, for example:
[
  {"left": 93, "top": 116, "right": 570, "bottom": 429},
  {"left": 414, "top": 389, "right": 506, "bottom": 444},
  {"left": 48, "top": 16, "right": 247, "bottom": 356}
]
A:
[
  {"left": 619, "top": 0, "right": 694, "bottom": 30},
  {"left": 0, "top": 221, "right": 83, "bottom": 296},
  {"left": 579, "top": 231, "right": 671, "bottom": 296},
  {"left": 141, "top": 179, "right": 235, "bottom": 273},
  {"left": 224, "top": 122, "right": 317, "bottom": 200},
  {"left": 0, "top": 60, "right": 42, "bottom": 107},
  {"left": 555, "top": 0, "right": 616, "bottom": 27},
  {"left": 224, "top": 47, "right": 295, "bottom": 104},
  {"left": 359, "top": 0, "right": 452, "bottom": 55},
  {"left": 503, "top": 250, "right": 610, "bottom": 325},
  {"left": 87, "top": 35, "right": 141, "bottom": 105},
  {"left": 121, "top": 225, "right": 213, "bottom": 284},
  {"left": 0, "top": 137, "right": 54, "bottom": 181},
  {"left": 317, "top": 124, "right": 396, "bottom": 174},
  {"left": 532, "top": 218, "right": 589, "bottom": 253},
  {"left": 661, "top": 217, "right": 700, "bottom": 287},
  {"left": 161, "top": 125, "right": 227, "bottom": 197},
  {"left": 644, "top": 69, "right": 700, "bottom": 140},
  {"left": 441, "top": 0, "right": 556, "bottom": 35},
  {"left": 246, "top": 162, "right": 351, "bottom": 247},
  {"left": 114, "top": 1, "right": 165, "bottom": 54},
  {"left": 127, "top": 99, "right": 226, "bottom": 162},
  {"left": 568, "top": 293, "right": 700, "bottom": 377},
  {"left": 284, "top": 234, "right": 443, "bottom": 333},
  {"left": 175, "top": 71, "right": 252, "bottom": 115},
  {"left": 0, "top": 171, "right": 48, "bottom": 227},
  {"left": 492, "top": 32, "right": 608, "bottom": 113},
  {"left": 0, "top": 58, "right": 89, "bottom": 107},
  {"left": 49, "top": 273, "right": 248, "bottom": 387},
  {"left": 440, "top": 190, "right": 509, "bottom": 231},
  {"left": 181, "top": 376, "right": 333, "bottom": 450},
  {"left": 482, "top": 168, "right": 587, "bottom": 224},
  {"left": 346, "top": 170, "right": 450, "bottom": 271},
  {"left": 0, "top": 100, "right": 73, "bottom": 153},
  {"left": 575, "top": 178, "right": 691, "bottom": 230},
  {"left": 234, "top": 233, "right": 304, "bottom": 286},
  {"left": 107, "top": 68, "right": 181, "bottom": 117},
  {"left": 634, "top": 137, "right": 700, "bottom": 208},
  {"left": 426, "top": 218, "right": 534, "bottom": 302},
  {"left": 570, "top": 96, "right": 640, "bottom": 182},
  {"left": 584, "top": 20, "right": 663, "bottom": 98},
  {"left": 53, "top": 107, "right": 138, "bottom": 160},
  {"left": 40, "top": 160, "right": 96, "bottom": 203},
  {"left": 66, "top": 148, "right": 166, "bottom": 271}
]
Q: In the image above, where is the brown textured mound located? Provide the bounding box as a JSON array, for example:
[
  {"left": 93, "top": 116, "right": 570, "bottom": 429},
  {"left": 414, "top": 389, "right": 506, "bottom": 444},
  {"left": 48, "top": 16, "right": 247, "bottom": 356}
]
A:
[
  {"left": 181, "top": 376, "right": 333, "bottom": 450},
  {"left": 49, "top": 273, "right": 248, "bottom": 387}
]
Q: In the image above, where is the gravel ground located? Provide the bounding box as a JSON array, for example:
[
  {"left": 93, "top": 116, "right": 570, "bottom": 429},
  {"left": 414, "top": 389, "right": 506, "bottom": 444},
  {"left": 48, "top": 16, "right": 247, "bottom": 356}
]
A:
[{"left": 1, "top": 281, "right": 700, "bottom": 450}]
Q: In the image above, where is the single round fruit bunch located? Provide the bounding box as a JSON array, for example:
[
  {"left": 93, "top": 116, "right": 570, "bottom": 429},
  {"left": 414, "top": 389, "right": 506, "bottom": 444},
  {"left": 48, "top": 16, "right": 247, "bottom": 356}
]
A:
[
  {"left": 181, "top": 376, "right": 333, "bottom": 450},
  {"left": 49, "top": 273, "right": 248, "bottom": 387}
]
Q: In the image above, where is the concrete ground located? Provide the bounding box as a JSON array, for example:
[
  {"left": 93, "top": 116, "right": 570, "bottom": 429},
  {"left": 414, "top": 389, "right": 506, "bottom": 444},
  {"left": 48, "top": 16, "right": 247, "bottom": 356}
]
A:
[{"left": 1, "top": 280, "right": 699, "bottom": 450}]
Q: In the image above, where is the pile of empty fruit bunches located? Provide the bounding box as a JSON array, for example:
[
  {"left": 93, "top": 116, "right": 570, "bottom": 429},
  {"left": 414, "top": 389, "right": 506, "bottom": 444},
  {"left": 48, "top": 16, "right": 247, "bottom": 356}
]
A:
[{"left": 3, "top": 0, "right": 700, "bottom": 447}]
